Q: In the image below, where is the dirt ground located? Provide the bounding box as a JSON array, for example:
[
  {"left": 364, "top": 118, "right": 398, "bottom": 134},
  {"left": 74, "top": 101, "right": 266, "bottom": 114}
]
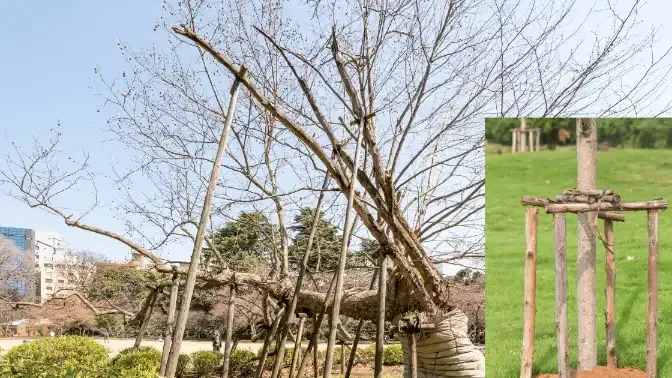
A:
[{"left": 536, "top": 367, "right": 646, "bottom": 378}]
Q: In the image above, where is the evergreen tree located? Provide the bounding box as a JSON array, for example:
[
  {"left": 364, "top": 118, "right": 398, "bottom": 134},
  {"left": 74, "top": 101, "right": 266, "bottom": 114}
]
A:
[{"left": 288, "top": 208, "right": 343, "bottom": 272}]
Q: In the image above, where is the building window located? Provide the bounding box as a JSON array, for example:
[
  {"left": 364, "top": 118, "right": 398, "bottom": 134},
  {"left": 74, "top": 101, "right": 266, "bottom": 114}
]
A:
[
  {"left": 45, "top": 279, "right": 52, "bottom": 283},
  {"left": 44, "top": 264, "right": 53, "bottom": 269},
  {"left": 58, "top": 280, "right": 64, "bottom": 284},
  {"left": 46, "top": 286, "right": 52, "bottom": 291},
  {"left": 56, "top": 264, "right": 64, "bottom": 269}
]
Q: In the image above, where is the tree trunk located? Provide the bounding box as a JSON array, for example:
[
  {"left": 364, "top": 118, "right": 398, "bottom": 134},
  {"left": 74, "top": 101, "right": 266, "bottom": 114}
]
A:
[
  {"left": 398, "top": 310, "right": 484, "bottom": 378},
  {"left": 576, "top": 118, "right": 598, "bottom": 370}
]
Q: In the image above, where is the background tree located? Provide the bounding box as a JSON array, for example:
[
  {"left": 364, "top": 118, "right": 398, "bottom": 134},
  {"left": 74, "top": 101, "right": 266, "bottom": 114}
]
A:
[
  {"left": 288, "top": 207, "right": 344, "bottom": 273},
  {"left": 203, "top": 212, "right": 277, "bottom": 273}
]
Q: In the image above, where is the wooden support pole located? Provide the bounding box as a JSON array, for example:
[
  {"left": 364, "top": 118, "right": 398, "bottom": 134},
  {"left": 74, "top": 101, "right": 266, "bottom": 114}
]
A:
[
  {"left": 340, "top": 342, "right": 346, "bottom": 374},
  {"left": 255, "top": 307, "right": 286, "bottom": 378},
  {"left": 160, "top": 274, "right": 180, "bottom": 376},
  {"left": 134, "top": 289, "right": 158, "bottom": 350},
  {"left": 408, "top": 332, "right": 418, "bottom": 378},
  {"left": 345, "top": 270, "right": 378, "bottom": 378},
  {"left": 604, "top": 219, "right": 616, "bottom": 369},
  {"left": 221, "top": 283, "right": 237, "bottom": 378},
  {"left": 165, "top": 66, "right": 247, "bottom": 378},
  {"left": 647, "top": 210, "right": 659, "bottom": 378},
  {"left": 323, "top": 112, "right": 366, "bottom": 378},
  {"left": 521, "top": 208, "right": 538, "bottom": 378},
  {"left": 288, "top": 313, "right": 307, "bottom": 378},
  {"left": 374, "top": 253, "right": 387, "bottom": 378},
  {"left": 554, "top": 213, "right": 569, "bottom": 378}
]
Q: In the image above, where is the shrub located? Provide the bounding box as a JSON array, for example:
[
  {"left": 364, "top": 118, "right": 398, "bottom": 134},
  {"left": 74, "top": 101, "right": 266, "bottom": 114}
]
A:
[
  {"left": 109, "top": 346, "right": 161, "bottom": 377},
  {"left": 383, "top": 344, "right": 404, "bottom": 365},
  {"left": 228, "top": 349, "right": 256, "bottom": 377},
  {"left": 110, "top": 346, "right": 159, "bottom": 365},
  {"left": 191, "top": 350, "right": 222, "bottom": 377},
  {"left": 1, "top": 335, "right": 110, "bottom": 377},
  {"left": 176, "top": 353, "right": 191, "bottom": 378},
  {"left": 358, "top": 344, "right": 376, "bottom": 365}
]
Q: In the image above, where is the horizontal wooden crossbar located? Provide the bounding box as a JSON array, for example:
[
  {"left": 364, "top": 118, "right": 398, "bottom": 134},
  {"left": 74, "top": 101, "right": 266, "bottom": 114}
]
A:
[
  {"left": 546, "top": 200, "right": 667, "bottom": 213},
  {"left": 521, "top": 196, "right": 626, "bottom": 221}
]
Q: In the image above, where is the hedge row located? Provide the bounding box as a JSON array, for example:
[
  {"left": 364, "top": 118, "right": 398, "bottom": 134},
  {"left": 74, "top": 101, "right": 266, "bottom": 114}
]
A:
[{"left": 0, "top": 336, "right": 406, "bottom": 377}]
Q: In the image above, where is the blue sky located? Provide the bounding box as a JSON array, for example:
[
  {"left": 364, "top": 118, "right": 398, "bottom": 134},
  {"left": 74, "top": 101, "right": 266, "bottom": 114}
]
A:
[
  {"left": 1, "top": 0, "right": 671, "bottom": 266},
  {"left": 0, "top": 1, "right": 165, "bottom": 261}
]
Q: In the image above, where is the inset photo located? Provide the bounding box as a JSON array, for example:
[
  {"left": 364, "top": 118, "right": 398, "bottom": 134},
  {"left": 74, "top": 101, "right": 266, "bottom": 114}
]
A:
[{"left": 485, "top": 118, "right": 670, "bottom": 378}]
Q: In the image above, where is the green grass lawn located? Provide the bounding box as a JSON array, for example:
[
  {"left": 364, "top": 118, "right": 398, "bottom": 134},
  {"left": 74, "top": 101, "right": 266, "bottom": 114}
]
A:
[{"left": 485, "top": 149, "right": 672, "bottom": 377}]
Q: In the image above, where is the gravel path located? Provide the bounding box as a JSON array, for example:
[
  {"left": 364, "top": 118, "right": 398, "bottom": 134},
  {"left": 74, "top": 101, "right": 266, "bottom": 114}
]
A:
[{"left": 0, "top": 337, "right": 371, "bottom": 356}]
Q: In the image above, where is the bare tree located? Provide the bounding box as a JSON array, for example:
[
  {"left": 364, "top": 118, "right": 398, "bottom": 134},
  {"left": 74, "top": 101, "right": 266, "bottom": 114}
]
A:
[{"left": 2, "top": 0, "right": 671, "bottom": 376}]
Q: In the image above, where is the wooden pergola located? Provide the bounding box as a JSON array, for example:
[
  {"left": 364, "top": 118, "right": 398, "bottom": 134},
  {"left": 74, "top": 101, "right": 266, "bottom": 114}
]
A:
[
  {"left": 519, "top": 189, "right": 667, "bottom": 378},
  {"left": 511, "top": 118, "right": 541, "bottom": 153}
]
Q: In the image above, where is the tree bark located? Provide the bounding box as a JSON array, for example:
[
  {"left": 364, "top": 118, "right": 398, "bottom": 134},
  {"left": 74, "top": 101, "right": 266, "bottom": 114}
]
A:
[
  {"left": 160, "top": 274, "right": 180, "bottom": 376},
  {"left": 576, "top": 118, "right": 597, "bottom": 370}
]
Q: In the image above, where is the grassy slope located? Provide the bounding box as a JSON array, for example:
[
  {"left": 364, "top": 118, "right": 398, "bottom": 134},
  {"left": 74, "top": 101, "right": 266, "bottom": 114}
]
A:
[{"left": 485, "top": 149, "right": 672, "bottom": 377}]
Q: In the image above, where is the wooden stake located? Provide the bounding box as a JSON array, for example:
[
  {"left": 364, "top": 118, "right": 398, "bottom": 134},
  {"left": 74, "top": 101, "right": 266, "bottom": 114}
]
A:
[
  {"left": 521, "top": 208, "right": 538, "bottom": 378},
  {"left": 408, "top": 332, "right": 418, "bottom": 378},
  {"left": 165, "top": 66, "right": 247, "bottom": 378},
  {"left": 134, "top": 289, "right": 158, "bottom": 350},
  {"left": 255, "top": 307, "right": 285, "bottom": 378},
  {"left": 160, "top": 274, "right": 180, "bottom": 376},
  {"left": 323, "top": 115, "right": 365, "bottom": 378},
  {"left": 604, "top": 219, "right": 616, "bottom": 369},
  {"left": 647, "top": 210, "right": 659, "bottom": 378},
  {"left": 554, "top": 213, "right": 569, "bottom": 378},
  {"left": 270, "top": 171, "right": 332, "bottom": 378},
  {"left": 288, "top": 314, "right": 307, "bottom": 378},
  {"left": 340, "top": 342, "right": 346, "bottom": 374},
  {"left": 374, "top": 253, "right": 387, "bottom": 378},
  {"left": 221, "top": 283, "right": 237, "bottom": 378},
  {"left": 345, "top": 270, "right": 379, "bottom": 378}
]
